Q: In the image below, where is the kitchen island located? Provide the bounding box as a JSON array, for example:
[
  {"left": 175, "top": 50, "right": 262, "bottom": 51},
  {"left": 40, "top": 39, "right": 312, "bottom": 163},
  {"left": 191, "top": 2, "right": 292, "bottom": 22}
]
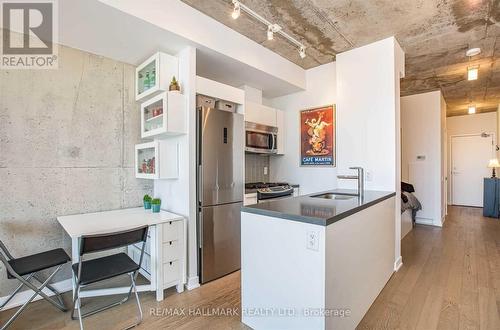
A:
[{"left": 241, "top": 189, "right": 396, "bottom": 330}]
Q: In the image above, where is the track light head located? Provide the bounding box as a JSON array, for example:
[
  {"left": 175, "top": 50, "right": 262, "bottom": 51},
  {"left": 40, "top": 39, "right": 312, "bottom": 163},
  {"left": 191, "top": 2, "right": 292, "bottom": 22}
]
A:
[
  {"left": 267, "top": 25, "right": 274, "bottom": 40},
  {"left": 299, "top": 46, "right": 306, "bottom": 59},
  {"left": 231, "top": 1, "right": 240, "bottom": 19}
]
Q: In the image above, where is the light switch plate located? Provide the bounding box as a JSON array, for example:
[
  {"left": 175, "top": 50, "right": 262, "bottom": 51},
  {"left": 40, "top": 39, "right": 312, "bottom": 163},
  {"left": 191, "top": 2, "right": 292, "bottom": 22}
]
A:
[{"left": 306, "top": 231, "right": 319, "bottom": 251}]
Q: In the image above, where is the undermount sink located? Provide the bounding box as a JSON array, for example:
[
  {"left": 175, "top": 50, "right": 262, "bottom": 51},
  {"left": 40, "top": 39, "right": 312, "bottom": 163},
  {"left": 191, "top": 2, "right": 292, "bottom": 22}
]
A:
[{"left": 310, "top": 193, "right": 358, "bottom": 200}]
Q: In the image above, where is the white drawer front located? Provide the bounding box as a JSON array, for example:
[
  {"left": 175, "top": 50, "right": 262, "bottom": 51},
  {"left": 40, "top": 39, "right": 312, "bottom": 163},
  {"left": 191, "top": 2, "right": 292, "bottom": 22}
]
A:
[
  {"left": 163, "top": 240, "right": 180, "bottom": 262},
  {"left": 162, "top": 220, "right": 181, "bottom": 242},
  {"left": 163, "top": 260, "right": 180, "bottom": 284}
]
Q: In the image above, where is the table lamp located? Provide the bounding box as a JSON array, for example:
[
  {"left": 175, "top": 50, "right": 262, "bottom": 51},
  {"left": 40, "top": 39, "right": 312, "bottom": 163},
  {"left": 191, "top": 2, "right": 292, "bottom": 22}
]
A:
[{"left": 488, "top": 158, "right": 500, "bottom": 178}]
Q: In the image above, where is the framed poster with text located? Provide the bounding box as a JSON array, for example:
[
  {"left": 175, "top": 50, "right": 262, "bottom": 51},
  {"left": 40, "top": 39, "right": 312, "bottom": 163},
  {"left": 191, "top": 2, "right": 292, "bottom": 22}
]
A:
[{"left": 300, "top": 105, "right": 336, "bottom": 166}]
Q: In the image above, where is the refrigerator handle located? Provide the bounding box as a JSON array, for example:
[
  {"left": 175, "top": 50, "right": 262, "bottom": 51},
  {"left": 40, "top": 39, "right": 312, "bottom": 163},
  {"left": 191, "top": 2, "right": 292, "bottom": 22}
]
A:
[
  {"left": 198, "top": 211, "right": 203, "bottom": 249},
  {"left": 198, "top": 165, "right": 202, "bottom": 203}
]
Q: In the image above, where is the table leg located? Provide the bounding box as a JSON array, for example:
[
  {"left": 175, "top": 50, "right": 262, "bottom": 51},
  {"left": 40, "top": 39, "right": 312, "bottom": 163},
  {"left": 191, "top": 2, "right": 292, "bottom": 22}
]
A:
[
  {"left": 156, "top": 223, "right": 164, "bottom": 301},
  {"left": 71, "top": 237, "right": 79, "bottom": 303}
]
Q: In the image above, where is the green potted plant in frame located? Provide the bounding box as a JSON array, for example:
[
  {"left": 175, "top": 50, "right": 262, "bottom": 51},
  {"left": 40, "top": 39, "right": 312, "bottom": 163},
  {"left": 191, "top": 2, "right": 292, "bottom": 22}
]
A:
[
  {"left": 151, "top": 198, "right": 161, "bottom": 213},
  {"left": 143, "top": 194, "right": 152, "bottom": 209}
]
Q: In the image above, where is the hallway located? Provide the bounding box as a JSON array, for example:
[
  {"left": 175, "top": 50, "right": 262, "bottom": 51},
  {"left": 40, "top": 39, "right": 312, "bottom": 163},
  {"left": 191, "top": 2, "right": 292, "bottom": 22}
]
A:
[
  {"left": 1, "top": 206, "right": 499, "bottom": 329},
  {"left": 358, "top": 206, "right": 500, "bottom": 329}
]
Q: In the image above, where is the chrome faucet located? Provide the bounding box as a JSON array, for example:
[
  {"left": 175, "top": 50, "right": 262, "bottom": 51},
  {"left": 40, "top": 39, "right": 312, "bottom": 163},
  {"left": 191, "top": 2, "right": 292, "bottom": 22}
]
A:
[{"left": 337, "top": 167, "right": 365, "bottom": 198}]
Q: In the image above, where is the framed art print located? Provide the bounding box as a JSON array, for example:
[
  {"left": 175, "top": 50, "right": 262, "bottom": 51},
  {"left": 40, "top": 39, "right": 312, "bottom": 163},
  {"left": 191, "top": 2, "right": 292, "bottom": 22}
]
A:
[{"left": 300, "top": 105, "right": 336, "bottom": 166}]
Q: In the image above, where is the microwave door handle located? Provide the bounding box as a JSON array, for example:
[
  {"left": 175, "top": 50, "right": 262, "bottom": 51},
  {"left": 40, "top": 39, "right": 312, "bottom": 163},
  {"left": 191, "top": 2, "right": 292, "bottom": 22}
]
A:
[{"left": 272, "top": 134, "right": 277, "bottom": 151}]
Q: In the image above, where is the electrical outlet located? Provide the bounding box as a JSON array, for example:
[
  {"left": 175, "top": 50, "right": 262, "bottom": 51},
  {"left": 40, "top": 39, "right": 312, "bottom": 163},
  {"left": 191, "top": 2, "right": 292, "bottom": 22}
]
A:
[
  {"left": 306, "top": 231, "right": 319, "bottom": 251},
  {"left": 264, "top": 166, "right": 268, "bottom": 175}
]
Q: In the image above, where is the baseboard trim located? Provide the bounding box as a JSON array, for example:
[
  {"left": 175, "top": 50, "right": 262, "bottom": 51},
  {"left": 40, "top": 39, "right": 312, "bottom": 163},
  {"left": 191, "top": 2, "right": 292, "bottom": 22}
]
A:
[
  {"left": 0, "top": 278, "right": 72, "bottom": 311},
  {"left": 186, "top": 276, "right": 200, "bottom": 290},
  {"left": 394, "top": 256, "right": 403, "bottom": 271}
]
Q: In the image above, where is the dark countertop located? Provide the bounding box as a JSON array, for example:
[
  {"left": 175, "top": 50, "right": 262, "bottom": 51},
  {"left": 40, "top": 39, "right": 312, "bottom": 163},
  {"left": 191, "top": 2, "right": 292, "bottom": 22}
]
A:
[
  {"left": 241, "top": 189, "right": 395, "bottom": 226},
  {"left": 245, "top": 184, "right": 299, "bottom": 195}
]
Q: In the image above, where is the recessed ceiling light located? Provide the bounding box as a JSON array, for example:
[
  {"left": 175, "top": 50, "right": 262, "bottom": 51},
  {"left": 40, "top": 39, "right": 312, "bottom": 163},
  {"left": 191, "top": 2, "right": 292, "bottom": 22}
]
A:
[
  {"left": 468, "top": 105, "right": 476, "bottom": 114},
  {"left": 466, "top": 47, "right": 481, "bottom": 57},
  {"left": 468, "top": 66, "right": 479, "bottom": 80}
]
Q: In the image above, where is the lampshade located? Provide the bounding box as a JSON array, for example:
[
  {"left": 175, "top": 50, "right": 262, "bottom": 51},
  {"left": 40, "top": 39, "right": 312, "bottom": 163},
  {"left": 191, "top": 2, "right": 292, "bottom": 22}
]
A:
[{"left": 488, "top": 158, "right": 500, "bottom": 168}]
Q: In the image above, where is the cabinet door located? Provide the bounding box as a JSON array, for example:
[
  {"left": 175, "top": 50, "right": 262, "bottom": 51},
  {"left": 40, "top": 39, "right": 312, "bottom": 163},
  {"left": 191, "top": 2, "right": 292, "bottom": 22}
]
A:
[
  {"left": 276, "top": 109, "right": 285, "bottom": 155},
  {"left": 245, "top": 102, "right": 276, "bottom": 127}
]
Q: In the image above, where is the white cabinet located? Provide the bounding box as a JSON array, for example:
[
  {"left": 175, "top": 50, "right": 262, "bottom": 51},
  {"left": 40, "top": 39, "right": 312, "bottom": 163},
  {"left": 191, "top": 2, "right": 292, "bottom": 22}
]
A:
[
  {"left": 276, "top": 109, "right": 285, "bottom": 155},
  {"left": 136, "top": 52, "right": 178, "bottom": 101},
  {"left": 244, "top": 193, "right": 258, "bottom": 206},
  {"left": 245, "top": 102, "right": 286, "bottom": 155},
  {"left": 135, "top": 140, "right": 179, "bottom": 180},
  {"left": 245, "top": 102, "right": 277, "bottom": 127},
  {"left": 126, "top": 216, "right": 186, "bottom": 298},
  {"left": 141, "top": 92, "right": 186, "bottom": 138}
]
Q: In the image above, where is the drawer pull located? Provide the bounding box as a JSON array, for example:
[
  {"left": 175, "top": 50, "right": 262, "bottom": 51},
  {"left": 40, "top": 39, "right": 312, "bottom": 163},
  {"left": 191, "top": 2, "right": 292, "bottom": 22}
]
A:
[
  {"left": 169, "top": 241, "right": 172, "bottom": 245},
  {"left": 169, "top": 261, "right": 173, "bottom": 265},
  {"left": 169, "top": 221, "right": 172, "bottom": 225}
]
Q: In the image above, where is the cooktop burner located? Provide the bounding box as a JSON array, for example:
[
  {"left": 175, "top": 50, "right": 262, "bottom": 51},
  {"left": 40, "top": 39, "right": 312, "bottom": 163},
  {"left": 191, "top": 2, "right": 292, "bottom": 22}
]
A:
[{"left": 245, "top": 182, "right": 289, "bottom": 189}]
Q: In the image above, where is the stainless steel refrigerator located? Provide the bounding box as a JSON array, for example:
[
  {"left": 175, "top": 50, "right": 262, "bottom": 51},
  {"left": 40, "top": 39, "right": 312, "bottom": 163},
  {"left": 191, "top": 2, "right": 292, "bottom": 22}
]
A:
[{"left": 196, "top": 95, "right": 244, "bottom": 284}]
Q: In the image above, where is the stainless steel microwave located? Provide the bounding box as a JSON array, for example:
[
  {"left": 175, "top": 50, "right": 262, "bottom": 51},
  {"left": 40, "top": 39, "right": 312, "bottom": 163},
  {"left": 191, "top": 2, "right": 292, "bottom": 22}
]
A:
[{"left": 245, "top": 122, "right": 278, "bottom": 154}]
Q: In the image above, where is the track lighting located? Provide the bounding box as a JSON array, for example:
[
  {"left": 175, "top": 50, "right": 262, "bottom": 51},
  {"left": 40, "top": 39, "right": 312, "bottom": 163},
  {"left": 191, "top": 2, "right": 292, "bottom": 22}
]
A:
[
  {"left": 267, "top": 26, "right": 274, "bottom": 40},
  {"left": 299, "top": 46, "right": 306, "bottom": 59},
  {"left": 229, "top": 1, "right": 306, "bottom": 59},
  {"left": 468, "top": 105, "right": 476, "bottom": 114},
  {"left": 267, "top": 24, "right": 281, "bottom": 41},
  {"left": 231, "top": 1, "right": 240, "bottom": 19}
]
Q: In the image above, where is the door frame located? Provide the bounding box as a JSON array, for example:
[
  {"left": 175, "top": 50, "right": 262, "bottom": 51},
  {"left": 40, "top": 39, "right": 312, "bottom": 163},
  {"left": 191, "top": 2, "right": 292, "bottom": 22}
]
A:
[{"left": 449, "top": 132, "right": 495, "bottom": 206}]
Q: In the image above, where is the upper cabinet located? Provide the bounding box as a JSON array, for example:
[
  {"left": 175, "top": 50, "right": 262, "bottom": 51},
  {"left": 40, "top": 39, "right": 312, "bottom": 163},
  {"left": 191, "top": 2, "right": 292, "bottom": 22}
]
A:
[
  {"left": 245, "top": 102, "right": 276, "bottom": 127},
  {"left": 276, "top": 109, "right": 285, "bottom": 155},
  {"left": 136, "top": 52, "right": 178, "bottom": 101},
  {"left": 141, "top": 92, "right": 186, "bottom": 138},
  {"left": 245, "top": 101, "right": 286, "bottom": 155}
]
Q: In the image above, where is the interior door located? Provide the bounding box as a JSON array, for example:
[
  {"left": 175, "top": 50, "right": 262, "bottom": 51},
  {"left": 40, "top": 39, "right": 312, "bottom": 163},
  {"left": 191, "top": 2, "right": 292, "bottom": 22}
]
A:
[{"left": 451, "top": 134, "right": 494, "bottom": 207}]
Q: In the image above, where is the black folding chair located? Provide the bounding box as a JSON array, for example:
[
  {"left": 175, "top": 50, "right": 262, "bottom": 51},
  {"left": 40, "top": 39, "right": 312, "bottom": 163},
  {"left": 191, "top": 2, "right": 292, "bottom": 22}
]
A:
[
  {"left": 0, "top": 240, "right": 70, "bottom": 329},
  {"left": 71, "top": 226, "right": 148, "bottom": 330}
]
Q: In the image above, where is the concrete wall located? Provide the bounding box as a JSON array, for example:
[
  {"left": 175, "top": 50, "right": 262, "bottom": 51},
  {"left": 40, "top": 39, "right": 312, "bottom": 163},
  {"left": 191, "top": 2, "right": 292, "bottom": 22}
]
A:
[
  {"left": 0, "top": 42, "right": 153, "bottom": 296},
  {"left": 268, "top": 62, "right": 338, "bottom": 195}
]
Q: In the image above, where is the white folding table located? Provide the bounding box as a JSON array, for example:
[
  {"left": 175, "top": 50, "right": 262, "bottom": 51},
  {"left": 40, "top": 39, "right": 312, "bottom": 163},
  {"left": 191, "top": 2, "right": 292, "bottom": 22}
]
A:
[{"left": 57, "top": 207, "right": 186, "bottom": 302}]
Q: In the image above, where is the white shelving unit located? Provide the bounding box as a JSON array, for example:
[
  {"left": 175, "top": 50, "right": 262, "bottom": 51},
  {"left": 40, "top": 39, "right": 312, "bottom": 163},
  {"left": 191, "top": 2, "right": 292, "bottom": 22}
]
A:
[
  {"left": 141, "top": 91, "right": 186, "bottom": 138},
  {"left": 135, "top": 140, "right": 179, "bottom": 180},
  {"left": 136, "top": 52, "right": 179, "bottom": 101}
]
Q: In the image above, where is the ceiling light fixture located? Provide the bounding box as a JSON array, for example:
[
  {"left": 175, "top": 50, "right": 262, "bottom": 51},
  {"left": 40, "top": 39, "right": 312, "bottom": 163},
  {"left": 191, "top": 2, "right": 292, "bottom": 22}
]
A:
[
  {"left": 299, "top": 46, "right": 306, "bottom": 59},
  {"left": 230, "top": 0, "right": 306, "bottom": 59},
  {"left": 231, "top": 1, "right": 240, "bottom": 19},
  {"left": 267, "top": 24, "right": 281, "bottom": 41},
  {"left": 267, "top": 25, "right": 274, "bottom": 40},
  {"left": 467, "top": 66, "right": 479, "bottom": 81},
  {"left": 468, "top": 105, "right": 476, "bottom": 114},
  {"left": 466, "top": 47, "right": 481, "bottom": 57}
]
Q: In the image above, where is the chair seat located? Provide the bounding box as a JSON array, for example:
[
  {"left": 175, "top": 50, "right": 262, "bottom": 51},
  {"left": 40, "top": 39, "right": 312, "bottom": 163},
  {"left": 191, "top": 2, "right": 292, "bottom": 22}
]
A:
[
  {"left": 72, "top": 253, "right": 139, "bottom": 286},
  {"left": 8, "top": 248, "right": 70, "bottom": 279}
]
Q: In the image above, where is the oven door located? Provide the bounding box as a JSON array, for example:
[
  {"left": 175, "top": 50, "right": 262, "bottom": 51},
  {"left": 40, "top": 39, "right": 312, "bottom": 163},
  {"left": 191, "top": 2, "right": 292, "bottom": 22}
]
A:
[{"left": 245, "top": 123, "right": 278, "bottom": 154}]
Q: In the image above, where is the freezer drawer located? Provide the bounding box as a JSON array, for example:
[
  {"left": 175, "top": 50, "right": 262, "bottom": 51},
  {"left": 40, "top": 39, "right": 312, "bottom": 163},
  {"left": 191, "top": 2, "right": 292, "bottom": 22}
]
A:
[{"left": 200, "top": 202, "right": 242, "bottom": 283}]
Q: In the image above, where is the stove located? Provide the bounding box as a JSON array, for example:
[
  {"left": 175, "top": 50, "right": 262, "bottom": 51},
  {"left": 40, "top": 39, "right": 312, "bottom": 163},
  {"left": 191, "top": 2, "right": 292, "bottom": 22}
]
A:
[{"left": 245, "top": 182, "right": 294, "bottom": 201}]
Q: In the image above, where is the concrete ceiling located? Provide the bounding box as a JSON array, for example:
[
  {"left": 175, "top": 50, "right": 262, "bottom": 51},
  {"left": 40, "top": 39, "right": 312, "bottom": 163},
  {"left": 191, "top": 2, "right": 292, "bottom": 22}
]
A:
[{"left": 181, "top": 0, "right": 500, "bottom": 116}]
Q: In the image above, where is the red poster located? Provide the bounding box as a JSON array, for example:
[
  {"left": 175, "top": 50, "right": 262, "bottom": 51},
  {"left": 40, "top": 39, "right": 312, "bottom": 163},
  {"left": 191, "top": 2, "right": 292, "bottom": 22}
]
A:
[{"left": 300, "top": 105, "right": 336, "bottom": 166}]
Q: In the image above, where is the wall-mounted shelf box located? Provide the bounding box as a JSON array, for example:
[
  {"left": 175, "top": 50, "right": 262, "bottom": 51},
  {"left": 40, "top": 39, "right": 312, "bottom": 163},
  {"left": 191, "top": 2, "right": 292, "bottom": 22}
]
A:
[
  {"left": 135, "top": 141, "right": 179, "bottom": 180},
  {"left": 136, "top": 52, "right": 178, "bottom": 101},
  {"left": 141, "top": 92, "right": 186, "bottom": 138}
]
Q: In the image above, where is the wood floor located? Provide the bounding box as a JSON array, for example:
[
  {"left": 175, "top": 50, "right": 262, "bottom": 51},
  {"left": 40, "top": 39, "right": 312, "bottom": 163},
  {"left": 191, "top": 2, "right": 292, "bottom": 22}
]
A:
[{"left": 1, "top": 206, "right": 499, "bottom": 329}]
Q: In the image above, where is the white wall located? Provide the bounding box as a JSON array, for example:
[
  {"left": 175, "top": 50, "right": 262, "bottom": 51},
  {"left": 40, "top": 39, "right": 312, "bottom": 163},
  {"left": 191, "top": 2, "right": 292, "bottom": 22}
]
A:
[
  {"left": 268, "top": 62, "right": 338, "bottom": 194},
  {"left": 335, "top": 37, "right": 404, "bottom": 270},
  {"left": 401, "top": 91, "right": 445, "bottom": 226},
  {"left": 154, "top": 46, "right": 199, "bottom": 289},
  {"left": 98, "top": 0, "right": 306, "bottom": 91},
  {"left": 446, "top": 112, "right": 497, "bottom": 204}
]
